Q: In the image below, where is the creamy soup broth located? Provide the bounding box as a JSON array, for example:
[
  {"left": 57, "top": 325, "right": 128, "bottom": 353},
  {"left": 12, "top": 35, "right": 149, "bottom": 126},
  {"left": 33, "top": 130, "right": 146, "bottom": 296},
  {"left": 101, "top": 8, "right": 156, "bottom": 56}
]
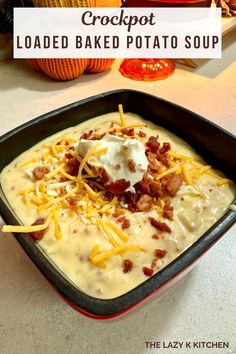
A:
[{"left": 1, "top": 113, "right": 235, "bottom": 299}]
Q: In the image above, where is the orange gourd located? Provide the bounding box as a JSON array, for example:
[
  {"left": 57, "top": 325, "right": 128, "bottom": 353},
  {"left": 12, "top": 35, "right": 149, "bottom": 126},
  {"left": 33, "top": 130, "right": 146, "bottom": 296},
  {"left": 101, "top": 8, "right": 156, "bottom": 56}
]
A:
[
  {"left": 37, "top": 58, "right": 89, "bottom": 80},
  {"left": 27, "top": 0, "right": 119, "bottom": 81}
]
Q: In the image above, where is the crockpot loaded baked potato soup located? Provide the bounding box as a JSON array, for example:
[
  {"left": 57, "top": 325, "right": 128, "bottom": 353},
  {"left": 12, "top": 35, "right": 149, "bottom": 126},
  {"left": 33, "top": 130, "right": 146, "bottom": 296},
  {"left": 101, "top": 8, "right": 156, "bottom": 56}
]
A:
[{"left": 1, "top": 106, "right": 235, "bottom": 299}]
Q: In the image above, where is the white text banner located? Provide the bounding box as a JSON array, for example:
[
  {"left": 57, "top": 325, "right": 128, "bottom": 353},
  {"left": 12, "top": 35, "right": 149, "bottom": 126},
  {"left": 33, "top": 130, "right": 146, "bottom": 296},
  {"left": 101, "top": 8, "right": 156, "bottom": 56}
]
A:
[{"left": 14, "top": 8, "right": 222, "bottom": 59}]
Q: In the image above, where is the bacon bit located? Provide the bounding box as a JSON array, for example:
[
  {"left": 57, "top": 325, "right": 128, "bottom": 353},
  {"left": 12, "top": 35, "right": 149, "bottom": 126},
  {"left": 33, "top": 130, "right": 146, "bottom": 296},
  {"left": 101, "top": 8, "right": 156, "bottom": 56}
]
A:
[
  {"left": 136, "top": 194, "right": 152, "bottom": 212},
  {"left": 151, "top": 259, "right": 158, "bottom": 269},
  {"left": 137, "top": 172, "right": 182, "bottom": 200},
  {"left": 56, "top": 140, "right": 67, "bottom": 146},
  {"left": 149, "top": 217, "right": 171, "bottom": 233},
  {"left": 147, "top": 152, "right": 159, "bottom": 172},
  {"left": 115, "top": 164, "right": 121, "bottom": 170},
  {"left": 121, "top": 128, "right": 134, "bottom": 136},
  {"left": 137, "top": 174, "right": 164, "bottom": 198},
  {"left": 109, "top": 129, "right": 117, "bottom": 136},
  {"left": 65, "top": 158, "right": 80, "bottom": 176},
  {"left": 137, "top": 174, "right": 151, "bottom": 195},
  {"left": 90, "top": 135, "right": 104, "bottom": 141},
  {"left": 80, "top": 130, "right": 93, "bottom": 140},
  {"left": 122, "top": 218, "right": 130, "bottom": 229},
  {"left": 128, "top": 159, "right": 136, "bottom": 173},
  {"left": 29, "top": 218, "right": 48, "bottom": 240},
  {"left": 152, "top": 234, "right": 159, "bottom": 240},
  {"left": 156, "top": 153, "right": 169, "bottom": 167},
  {"left": 59, "top": 187, "right": 67, "bottom": 196},
  {"left": 100, "top": 169, "right": 109, "bottom": 184},
  {"left": 59, "top": 176, "right": 68, "bottom": 182},
  {"left": 143, "top": 266, "right": 154, "bottom": 277},
  {"left": 146, "top": 136, "right": 160, "bottom": 153},
  {"left": 123, "top": 259, "right": 133, "bottom": 273},
  {"left": 103, "top": 190, "right": 114, "bottom": 201},
  {"left": 112, "top": 210, "right": 125, "bottom": 218},
  {"left": 138, "top": 131, "right": 146, "bottom": 138},
  {"left": 32, "top": 166, "right": 50, "bottom": 180},
  {"left": 65, "top": 152, "right": 74, "bottom": 159},
  {"left": 79, "top": 253, "right": 89, "bottom": 262},
  {"left": 107, "top": 179, "right": 130, "bottom": 194},
  {"left": 138, "top": 182, "right": 150, "bottom": 196},
  {"left": 88, "top": 183, "right": 99, "bottom": 192},
  {"left": 155, "top": 249, "right": 167, "bottom": 258},
  {"left": 149, "top": 180, "right": 164, "bottom": 198},
  {"left": 161, "top": 173, "right": 183, "bottom": 197},
  {"left": 163, "top": 200, "right": 174, "bottom": 220},
  {"left": 68, "top": 195, "right": 79, "bottom": 209},
  {"left": 160, "top": 142, "right": 171, "bottom": 154},
  {"left": 125, "top": 191, "right": 139, "bottom": 212},
  {"left": 58, "top": 140, "right": 70, "bottom": 146},
  {"left": 117, "top": 216, "right": 130, "bottom": 229}
]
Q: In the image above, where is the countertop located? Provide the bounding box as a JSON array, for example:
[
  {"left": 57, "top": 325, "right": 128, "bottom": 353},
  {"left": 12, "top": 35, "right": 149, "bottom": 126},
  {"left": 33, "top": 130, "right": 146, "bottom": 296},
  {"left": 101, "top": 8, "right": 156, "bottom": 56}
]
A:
[{"left": 0, "top": 28, "right": 236, "bottom": 354}]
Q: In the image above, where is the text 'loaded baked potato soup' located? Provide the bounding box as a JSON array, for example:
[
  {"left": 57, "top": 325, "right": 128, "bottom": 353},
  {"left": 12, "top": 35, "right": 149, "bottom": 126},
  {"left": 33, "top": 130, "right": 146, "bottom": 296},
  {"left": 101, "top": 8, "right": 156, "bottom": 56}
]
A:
[{"left": 1, "top": 106, "right": 235, "bottom": 299}]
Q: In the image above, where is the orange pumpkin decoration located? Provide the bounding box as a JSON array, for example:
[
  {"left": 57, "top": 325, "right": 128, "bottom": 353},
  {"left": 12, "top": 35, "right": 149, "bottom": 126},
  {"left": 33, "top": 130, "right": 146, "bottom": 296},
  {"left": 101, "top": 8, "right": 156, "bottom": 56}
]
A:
[{"left": 27, "top": 0, "right": 120, "bottom": 81}]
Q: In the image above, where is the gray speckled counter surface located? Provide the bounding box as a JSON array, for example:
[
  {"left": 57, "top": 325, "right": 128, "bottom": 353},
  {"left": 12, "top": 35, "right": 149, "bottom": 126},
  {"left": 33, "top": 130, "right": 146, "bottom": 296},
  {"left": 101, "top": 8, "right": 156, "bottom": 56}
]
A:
[{"left": 0, "top": 29, "right": 236, "bottom": 354}]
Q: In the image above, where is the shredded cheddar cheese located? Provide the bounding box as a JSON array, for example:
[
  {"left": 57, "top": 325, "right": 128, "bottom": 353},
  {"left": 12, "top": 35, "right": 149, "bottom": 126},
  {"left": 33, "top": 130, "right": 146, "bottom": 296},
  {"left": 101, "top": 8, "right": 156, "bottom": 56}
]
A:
[
  {"left": 37, "top": 200, "right": 55, "bottom": 211},
  {"left": 106, "top": 220, "right": 129, "bottom": 243},
  {"left": 23, "top": 190, "right": 30, "bottom": 206},
  {"left": 42, "top": 151, "right": 51, "bottom": 161},
  {"left": 155, "top": 166, "right": 180, "bottom": 180},
  {"left": 51, "top": 136, "right": 69, "bottom": 158},
  {"left": 118, "top": 104, "right": 126, "bottom": 127},
  {"left": 107, "top": 123, "right": 146, "bottom": 135},
  {"left": 164, "top": 152, "right": 231, "bottom": 188},
  {"left": 18, "top": 188, "right": 35, "bottom": 195},
  {"left": 31, "top": 194, "right": 45, "bottom": 205},
  {"left": 93, "top": 147, "right": 108, "bottom": 156},
  {"left": 168, "top": 151, "right": 193, "bottom": 162},
  {"left": 52, "top": 208, "right": 62, "bottom": 240},
  {"left": 100, "top": 204, "right": 112, "bottom": 213},
  {"left": 89, "top": 245, "right": 100, "bottom": 259},
  {"left": 206, "top": 169, "right": 232, "bottom": 185},
  {"left": 216, "top": 178, "right": 232, "bottom": 186},
  {"left": 18, "top": 158, "right": 38, "bottom": 168},
  {"left": 90, "top": 244, "right": 144, "bottom": 265},
  {"left": 51, "top": 141, "right": 60, "bottom": 159},
  {"left": 97, "top": 219, "right": 119, "bottom": 247},
  {"left": 86, "top": 209, "right": 99, "bottom": 218},
  {"left": 81, "top": 181, "right": 104, "bottom": 201},
  {"left": 76, "top": 155, "right": 94, "bottom": 176},
  {"left": 2, "top": 213, "right": 52, "bottom": 233},
  {"left": 60, "top": 169, "right": 79, "bottom": 182},
  {"left": 39, "top": 181, "right": 46, "bottom": 193},
  {"left": 45, "top": 164, "right": 65, "bottom": 178},
  {"left": 193, "top": 165, "right": 212, "bottom": 178},
  {"left": 182, "top": 164, "right": 194, "bottom": 186},
  {"left": 78, "top": 143, "right": 101, "bottom": 177},
  {"left": 58, "top": 185, "right": 79, "bottom": 202}
]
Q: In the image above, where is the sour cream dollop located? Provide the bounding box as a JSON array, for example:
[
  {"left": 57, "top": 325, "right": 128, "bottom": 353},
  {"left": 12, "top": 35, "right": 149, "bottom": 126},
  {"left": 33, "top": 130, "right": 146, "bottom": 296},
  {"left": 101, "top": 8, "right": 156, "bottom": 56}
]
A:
[{"left": 77, "top": 134, "right": 148, "bottom": 192}]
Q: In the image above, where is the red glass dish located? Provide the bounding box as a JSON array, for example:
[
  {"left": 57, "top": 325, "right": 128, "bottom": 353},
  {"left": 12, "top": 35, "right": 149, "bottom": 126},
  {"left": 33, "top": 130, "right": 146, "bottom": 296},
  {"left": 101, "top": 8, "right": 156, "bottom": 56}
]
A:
[
  {"left": 121, "top": 0, "right": 212, "bottom": 81},
  {"left": 119, "top": 58, "right": 175, "bottom": 81},
  {"left": 126, "top": 0, "right": 212, "bottom": 7}
]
